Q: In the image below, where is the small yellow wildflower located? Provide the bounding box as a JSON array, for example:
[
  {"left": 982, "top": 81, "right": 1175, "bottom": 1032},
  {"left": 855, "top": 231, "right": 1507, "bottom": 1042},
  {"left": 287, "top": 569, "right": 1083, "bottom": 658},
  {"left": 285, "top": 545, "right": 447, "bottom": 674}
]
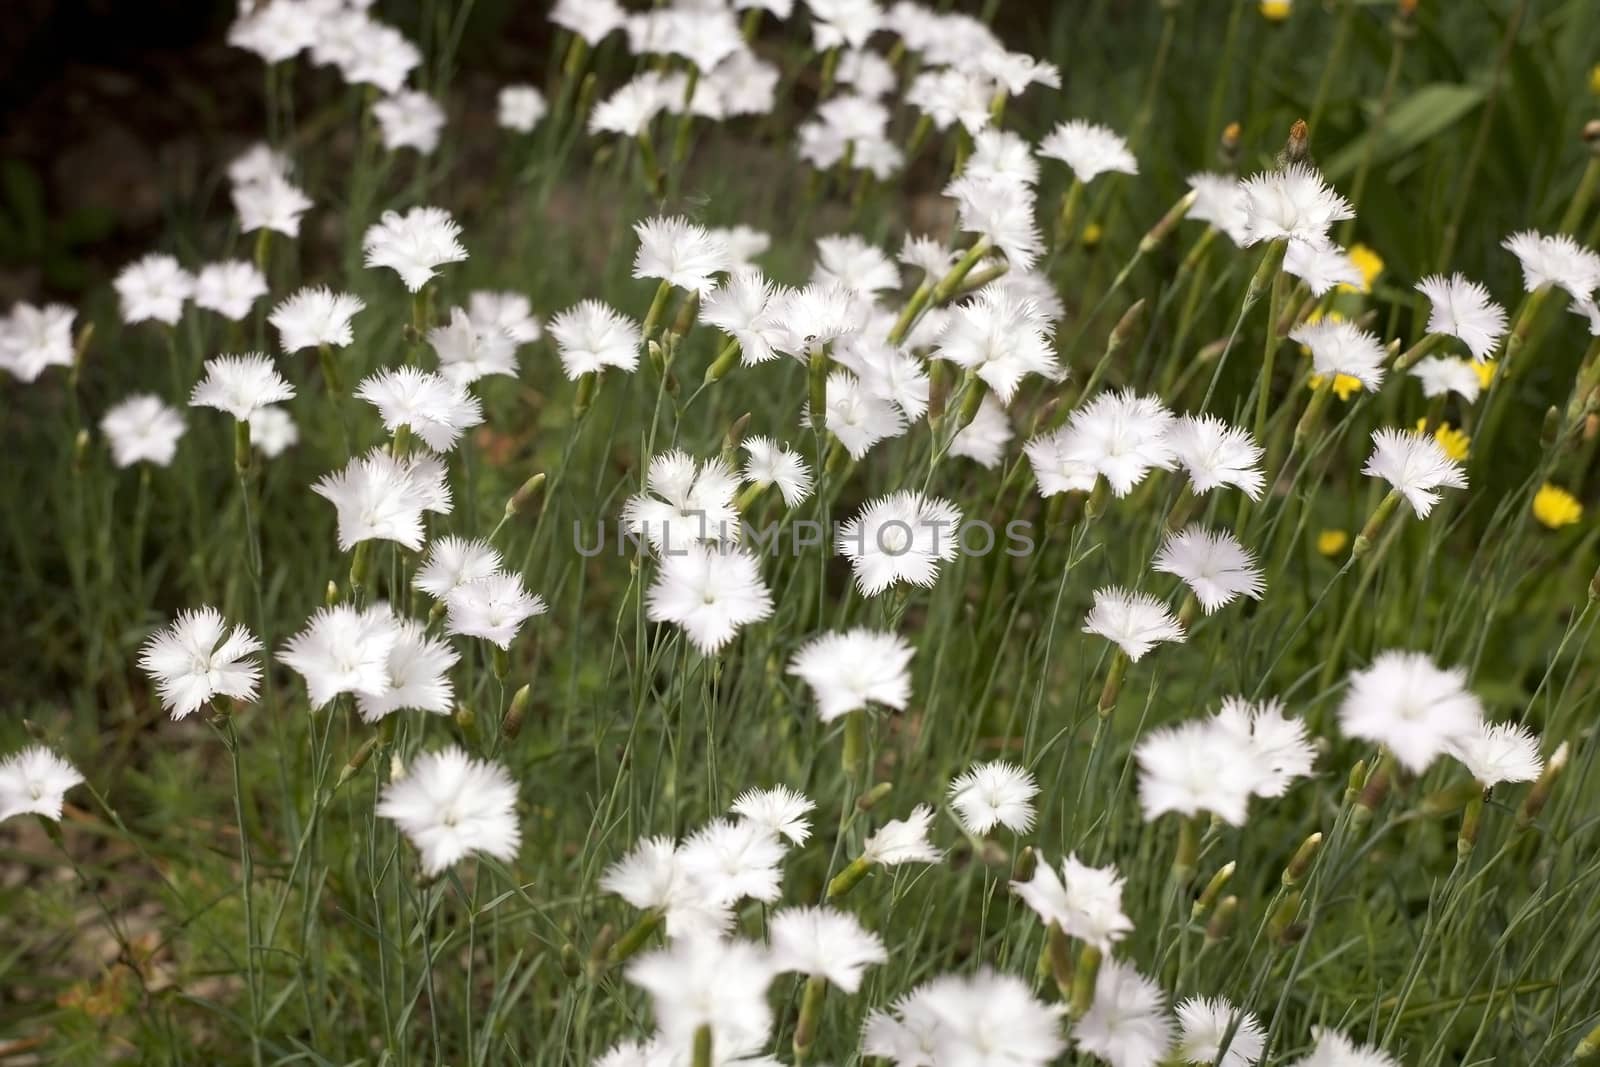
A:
[
  {"left": 1310, "top": 372, "right": 1363, "bottom": 401},
  {"left": 1415, "top": 418, "right": 1470, "bottom": 461},
  {"left": 1533, "top": 484, "right": 1583, "bottom": 529},
  {"left": 1260, "top": 0, "right": 1291, "bottom": 21},
  {"left": 1081, "top": 223, "right": 1103, "bottom": 249},
  {"left": 1338, "top": 244, "right": 1384, "bottom": 294},
  {"left": 1472, "top": 360, "right": 1496, "bottom": 390},
  {"left": 1316, "top": 529, "right": 1349, "bottom": 556}
]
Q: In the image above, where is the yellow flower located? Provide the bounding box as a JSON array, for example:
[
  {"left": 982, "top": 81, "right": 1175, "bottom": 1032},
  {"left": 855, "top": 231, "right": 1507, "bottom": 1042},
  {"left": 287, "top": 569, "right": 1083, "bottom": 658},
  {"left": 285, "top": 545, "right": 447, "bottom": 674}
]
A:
[
  {"left": 1415, "top": 418, "right": 1470, "bottom": 461},
  {"left": 1081, "top": 223, "right": 1103, "bottom": 249},
  {"left": 1316, "top": 529, "right": 1349, "bottom": 556},
  {"left": 1260, "top": 0, "right": 1291, "bottom": 20},
  {"left": 1533, "top": 483, "right": 1583, "bottom": 529},
  {"left": 1310, "top": 372, "right": 1363, "bottom": 401},
  {"left": 1472, "top": 360, "right": 1496, "bottom": 390},
  {"left": 1337, "top": 244, "right": 1384, "bottom": 295}
]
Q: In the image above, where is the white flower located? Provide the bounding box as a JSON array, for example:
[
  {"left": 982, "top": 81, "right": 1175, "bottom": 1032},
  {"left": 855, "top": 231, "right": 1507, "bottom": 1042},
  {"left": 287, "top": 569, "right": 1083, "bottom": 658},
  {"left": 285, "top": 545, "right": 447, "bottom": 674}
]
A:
[
  {"left": 1210, "top": 696, "right": 1316, "bottom": 798},
  {"left": 1084, "top": 586, "right": 1186, "bottom": 662},
  {"left": 730, "top": 785, "right": 814, "bottom": 845},
  {"left": 115, "top": 253, "right": 194, "bottom": 325},
  {"left": 626, "top": 937, "right": 776, "bottom": 1060},
  {"left": 706, "top": 51, "right": 781, "bottom": 117},
  {"left": 1284, "top": 241, "right": 1363, "bottom": 296},
  {"left": 769, "top": 906, "right": 886, "bottom": 992},
  {"left": 1039, "top": 119, "right": 1138, "bottom": 184},
  {"left": 1292, "top": 319, "right": 1386, "bottom": 392},
  {"left": 227, "top": 143, "right": 291, "bottom": 188},
  {"left": 820, "top": 370, "right": 908, "bottom": 459},
  {"left": 837, "top": 334, "right": 931, "bottom": 418},
  {"left": 900, "top": 234, "right": 958, "bottom": 279},
  {"left": 917, "top": 968, "right": 1068, "bottom": 1067},
  {"left": 232, "top": 172, "right": 312, "bottom": 236},
  {"left": 137, "top": 607, "right": 262, "bottom": 720},
  {"left": 836, "top": 46, "right": 897, "bottom": 97},
  {"left": 935, "top": 289, "right": 1058, "bottom": 404},
  {"left": 1416, "top": 273, "right": 1507, "bottom": 361},
  {"left": 497, "top": 84, "right": 548, "bottom": 132},
  {"left": 1238, "top": 163, "right": 1354, "bottom": 248},
  {"left": 1072, "top": 959, "right": 1174, "bottom": 1067},
  {"left": 552, "top": 0, "right": 627, "bottom": 43},
  {"left": 355, "top": 619, "right": 458, "bottom": 723},
  {"left": 678, "top": 818, "right": 786, "bottom": 905},
  {"left": 362, "top": 206, "right": 467, "bottom": 292},
  {"left": 740, "top": 435, "right": 813, "bottom": 507},
  {"left": 703, "top": 270, "right": 788, "bottom": 367},
  {"left": 949, "top": 761, "right": 1038, "bottom": 835},
  {"left": 312, "top": 451, "right": 433, "bottom": 550},
  {"left": 863, "top": 803, "right": 941, "bottom": 865},
  {"left": 601, "top": 836, "right": 732, "bottom": 940},
  {"left": 1058, "top": 389, "right": 1176, "bottom": 497},
  {"left": 189, "top": 354, "right": 296, "bottom": 421},
  {"left": 837, "top": 491, "right": 962, "bottom": 596},
  {"left": 945, "top": 173, "right": 1043, "bottom": 270},
  {"left": 949, "top": 393, "right": 1013, "bottom": 469},
  {"left": 374, "top": 90, "right": 447, "bottom": 154},
  {"left": 0, "top": 747, "right": 84, "bottom": 823},
  {"left": 0, "top": 302, "right": 75, "bottom": 382},
  {"left": 1175, "top": 996, "right": 1265, "bottom": 1067},
  {"left": 227, "top": 0, "right": 318, "bottom": 63},
  {"left": 248, "top": 406, "right": 298, "bottom": 458},
  {"left": 1449, "top": 721, "right": 1544, "bottom": 789},
  {"left": 1025, "top": 426, "right": 1098, "bottom": 497},
  {"left": 965, "top": 128, "right": 1041, "bottom": 188},
  {"left": 978, "top": 49, "right": 1061, "bottom": 97},
  {"left": 277, "top": 604, "right": 401, "bottom": 710},
  {"left": 1502, "top": 230, "right": 1600, "bottom": 302},
  {"left": 467, "top": 290, "right": 542, "bottom": 344},
  {"left": 1410, "top": 356, "right": 1482, "bottom": 402},
  {"left": 812, "top": 234, "right": 901, "bottom": 297},
  {"left": 1166, "top": 414, "right": 1264, "bottom": 499},
  {"left": 415, "top": 536, "right": 504, "bottom": 600},
  {"left": 633, "top": 216, "right": 731, "bottom": 295},
  {"left": 788, "top": 628, "right": 914, "bottom": 723},
  {"left": 1153, "top": 526, "right": 1264, "bottom": 614},
  {"left": 807, "top": 0, "right": 884, "bottom": 49},
  {"left": 590, "top": 71, "right": 672, "bottom": 137},
  {"left": 906, "top": 67, "right": 992, "bottom": 134},
  {"left": 101, "top": 394, "right": 186, "bottom": 468},
  {"left": 194, "top": 261, "right": 269, "bottom": 321},
  {"left": 1287, "top": 1027, "right": 1400, "bottom": 1067},
  {"left": 710, "top": 225, "right": 771, "bottom": 270},
  {"left": 428, "top": 307, "right": 519, "bottom": 387},
  {"left": 1339, "top": 650, "right": 1483, "bottom": 774},
  {"left": 863, "top": 990, "right": 947, "bottom": 1066},
  {"left": 769, "top": 282, "right": 866, "bottom": 358},
  {"left": 1186, "top": 172, "right": 1250, "bottom": 246},
  {"left": 646, "top": 544, "right": 773, "bottom": 654},
  {"left": 270, "top": 286, "right": 366, "bottom": 352},
  {"left": 1013, "top": 853, "right": 1133, "bottom": 952},
  {"left": 355, "top": 367, "right": 483, "bottom": 452},
  {"left": 376, "top": 746, "right": 521, "bottom": 876},
  {"left": 549, "top": 299, "right": 642, "bottom": 378},
  {"left": 445, "top": 571, "right": 547, "bottom": 650},
  {"left": 1362, "top": 428, "right": 1467, "bottom": 517},
  {"left": 624, "top": 450, "right": 741, "bottom": 552},
  {"left": 1135, "top": 719, "right": 1261, "bottom": 825},
  {"left": 335, "top": 21, "right": 421, "bottom": 94}
]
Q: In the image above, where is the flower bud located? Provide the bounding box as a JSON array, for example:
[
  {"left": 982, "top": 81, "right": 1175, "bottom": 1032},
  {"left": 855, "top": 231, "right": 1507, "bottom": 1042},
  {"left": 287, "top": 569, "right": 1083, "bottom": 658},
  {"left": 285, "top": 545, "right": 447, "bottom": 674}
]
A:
[
  {"left": 325, "top": 580, "right": 340, "bottom": 608},
  {"left": 1281, "top": 832, "right": 1322, "bottom": 887},
  {"left": 1204, "top": 895, "right": 1239, "bottom": 945},
  {"left": 1068, "top": 945, "right": 1102, "bottom": 1020},
  {"left": 502, "top": 684, "right": 532, "bottom": 741},
  {"left": 1012, "top": 845, "right": 1038, "bottom": 884},
  {"left": 455, "top": 703, "right": 478, "bottom": 743},
  {"left": 1219, "top": 122, "right": 1241, "bottom": 166},
  {"left": 1574, "top": 1017, "right": 1600, "bottom": 1061},
  {"left": 1518, "top": 741, "right": 1569, "bottom": 828},
  {"left": 336, "top": 733, "right": 382, "bottom": 789},
  {"left": 1268, "top": 890, "right": 1304, "bottom": 945},
  {"left": 560, "top": 942, "right": 582, "bottom": 978},
  {"left": 72, "top": 428, "right": 90, "bottom": 472},
  {"left": 505, "top": 472, "right": 546, "bottom": 517},
  {"left": 586, "top": 924, "right": 616, "bottom": 979},
  {"left": 1192, "top": 861, "right": 1235, "bottom": 920},
  {"left": 1277, "top": 118, "right": 1309, "bottom": 167},
  {"left": 855, "top": 781, "right": 894, "bottom": 813}
]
